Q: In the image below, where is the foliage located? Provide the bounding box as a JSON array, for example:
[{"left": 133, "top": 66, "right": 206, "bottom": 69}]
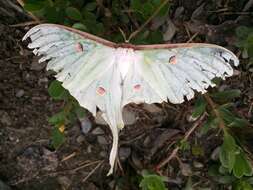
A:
[
  {"left": 139, "top": 171, "right": 167, "bottom": 190},
  {"left": 23, "top": 0, "right": 253, "bottom": 189},
  {"left": 235, "top": 26, "right": 253, "bottom": 68}
]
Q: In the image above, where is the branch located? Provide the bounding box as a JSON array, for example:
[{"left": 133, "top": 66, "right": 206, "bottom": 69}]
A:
[
  {"left": 127, "top": 0, "right": 170, "bottom": 42},
  {"left": 203, "top": 93, "right": 226, "bottom": 130},
  {"left": 156, "top": 114, "right": 206, "bottom": 170}
]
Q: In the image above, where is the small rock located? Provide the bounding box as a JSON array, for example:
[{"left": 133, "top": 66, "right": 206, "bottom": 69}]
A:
[
  {"left": 80, "top": 117, "right": 92, "bottom": 134},
  {"left": 119, "top": 147, "right": 131, "bottom": 161},
  {"left": 142, "top": 104, "right": 162, "bottom": 114},
  {"left": 180, "top": 163, "right": 192, "bottom": 176},
  {"left": 211, "top": 147, "right": 220, "bottom": 161},
  {"left": 174, "top": 6, "right": 185, "bottom": 19},
  {"left": 91, "top": 127, "right": 104, "bottom": 135},
  {"left": 193, "top": 161, "right": 204, "bottom": 168},
  {"left": 30, "top": 58, "right": 46, "bottom": 71},
  {"left": 0, "top": 111, "right": 11, "bottom": 126},
  {"left": 163, "top": 19, "right": 177, "bottom": 41},
  {"left": 95, "top": 109, "right": 137, "bottom": 125},
  {"left": 97, "top": 136, "right": 108, "bottom": 145},
  {"left": 76, "top": 135, "right": 85, "bottom": 144},
  {"left": 122, "top": 109, "right": 137, "bottom": 125},
  {"left": 16, "top": 89, "right": 25, "bottom": 98},
  {"left": 99, "top": 151, "right": 107, "bottom": 158},
  {"left": 57, "top": 176, "right": 71, "bottom": 189}
]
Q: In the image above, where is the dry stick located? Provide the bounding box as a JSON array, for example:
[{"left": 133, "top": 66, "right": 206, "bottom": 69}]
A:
[
  {"left": 127, "top": 0, "right": 170, "bottom": 42},
  {"left": 16, "top": 0, "right": 40, "bottom": 22},
  {"left": 156, "top": 114, "right": 206, "bottom": 170},
  {"left": 82, "top": 161, "right": 103, "bottom": 183}
]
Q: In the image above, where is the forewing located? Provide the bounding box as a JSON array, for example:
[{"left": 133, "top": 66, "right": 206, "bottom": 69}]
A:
[
  {"left": 23, "top": 24, "right": 123, "bottom": 175},
  {"left": 123, "top": 44, "right": 239, "bottom": 106}
]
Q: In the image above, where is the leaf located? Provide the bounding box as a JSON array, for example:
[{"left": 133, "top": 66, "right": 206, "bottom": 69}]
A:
[
  {"left": 85, "top": 2, "right": 97, "bottom": 11},
  {"left": 233, "top": 151, "right": 253, "bottom": 178},
  {"left": 66, "top": 7, "right": 83, "bottom": 21},
  {"left": 140, "top": 174, "right": 166, "bottom": 190},
  {"left": 210, "top": 89, "right": 241, "bottom": 102},
  {"left": 48, "top": 80, "right": 68, "bottom": 100},
  {"left": 233, "top": 180, "right": 253, "bottom": 190},
  {"left": 219, "top": 133, "right": 237, "bottom": 171},
  {"left": 236, "top": 26, "right": 252, "bottom": 39},
  {"left": 72, "top": 23, "right": 87, "bottom": 31},
  {"left": 48, "top": 112, "right": 65, "bottom": 125},
  {"left": 51, "top": 125, "right": 65, "bottom": 149},
  {"left": 192, "top": 96, "right": 207, "bottom": 118},
  {"left": 24, "top": 0, "right": 45, "bottom": 11}
]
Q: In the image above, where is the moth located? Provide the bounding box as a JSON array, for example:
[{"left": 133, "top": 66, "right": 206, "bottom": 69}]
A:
[{"left": 23, "top": 24, "right": 239, "bottom": 175}]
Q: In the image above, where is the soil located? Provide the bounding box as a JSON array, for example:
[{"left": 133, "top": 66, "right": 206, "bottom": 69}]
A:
[{"left": 0, "top": 0, "right": 253, "bottom": 190}]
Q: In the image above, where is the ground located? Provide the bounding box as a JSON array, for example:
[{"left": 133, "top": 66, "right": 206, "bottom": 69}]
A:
[{"left": 0, "top": 0, "right": 253, "bottom": 190}]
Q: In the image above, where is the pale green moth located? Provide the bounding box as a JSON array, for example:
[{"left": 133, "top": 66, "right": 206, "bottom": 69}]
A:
[{"left": 23, "top": 24, "right": 239, "bottom": 175}]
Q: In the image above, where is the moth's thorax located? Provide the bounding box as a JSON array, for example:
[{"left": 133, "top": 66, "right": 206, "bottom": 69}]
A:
[{"left": 115, "top": 48, "right": 135, "bottom": 79}]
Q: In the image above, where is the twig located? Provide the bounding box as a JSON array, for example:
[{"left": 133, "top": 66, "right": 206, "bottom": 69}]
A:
[
  {"left": 236, "top": 0, "right": 253, "bottom": 22},
  {"left": 10, "top": 21, "right": 42, "bottom": 27},
  {"left": 187, "top": 32, "right": 199, "bottom": 43},
  {"left": 156, "top": 114, "right": 206, "bottom": 170},
  {"left": 82, "top": 161, "right": 103, "bottom": 183},
  {"left": 127, "top": 0, "right": 170, "bottom": 42},
  {"left": 61, "top": 152, "right": 77, "bottom": 162},
  {"left": 203, "top": 94, "right": 225, "bottom": 130},
  {"left": 16, "top": 0, "right": 40, "bottom": 22}
]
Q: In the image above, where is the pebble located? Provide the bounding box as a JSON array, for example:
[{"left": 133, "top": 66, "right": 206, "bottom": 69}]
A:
[
  {"left": 57, "top": 176, "right": 71, "bottom": 189},
  {"left": 193, "top": 161, "right": 204, "bottom": 168},
  {"left": 80, "top": 117, "right": 92, "bottom": 134},
  {"left": 15, "top": 89, "right": 24, "bottom": 98},
  {"left": 76, "top": 135, "right": 85, "bottom": 144},
  {"left": 91, "top": 127, "right": 104, "bottom": 135},
  {"left": 97, "top": 136, "right": 108, "bottom": 145},
  {"left": 211, "top": 147, "right": 220, "bottom": 161},
  {"left": 99, "top": 151, "right": 107, "bottom": 158},
  {"left": 180, "top": 163, "right": 192, "bottom": 176},
  {"left": 0, "top": 111, "right": 11, "bottom": 126}
]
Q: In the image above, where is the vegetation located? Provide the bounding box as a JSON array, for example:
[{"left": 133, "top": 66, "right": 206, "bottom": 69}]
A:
[{"left": 22, "top": 0, "right": 253, "bottom": 189}]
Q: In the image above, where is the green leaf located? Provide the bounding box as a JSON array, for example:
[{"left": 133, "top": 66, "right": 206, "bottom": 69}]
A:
[
  {"left": 210, "top": 89, "right": 241, "bottom": 102},
  {"left": 233, "top": 151, "right": 253, "bottom": 178},
  {"left": 233, "top": 180, "right": 253, "bottom": 190},
  {"left": 66, "top": 7, "right": 83, "bottom": 21},
  {"left": 200, "top": 117, "right": 219, "bottom": 134},
  {"left": 85, "top": 2, "right": 97, "bottom": 11},
  {"left": 236, "top": 26, "right": 252, "bottom": 39},
  {"left": 219, "top": 133, "right": 237, "bottom": 171},
  {"left": 140, "top": 174, "right": 166, "bottom": 190},
  {"left": 48, "top": 80, "right": 68, "bottom": 100},
  {"left": 24, "top": 0, "right": 45, "bottom": 11},
  {"left": 51, "top": 125, "right": 65, "bottom": 149},
  {"left": 74, "top": 105, "right": 86, "bottom": 118},
  {"left": 72, "top": 23, "right": 87, "bottom": 31},
  {"left": 48, "top": 112, "right": 65, "bottom": 125},
  {"left": 147, "top": 31, "right": 163, "bottom": 43},
  {"left": 219, "top": 145, "right": 236, "bottom": 172},
  {"left": 192, "top": 96, "right": 207, "bottom": 118}
]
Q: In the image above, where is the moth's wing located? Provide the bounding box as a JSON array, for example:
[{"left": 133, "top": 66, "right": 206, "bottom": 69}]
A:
[
  {"left": 122, "top": 44, "right": 239, "bottom": 106},
  {"left": 23, "top": 24, "right": 122, "bottom": 175}
]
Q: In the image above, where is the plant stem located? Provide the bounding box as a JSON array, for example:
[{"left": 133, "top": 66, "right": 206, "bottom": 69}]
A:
[
  {"left": 127, "top": 0, "right": 170, "bottom": 42},
  {"left": 203, "top": 93, "right": 226, "bottom": 130}
]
